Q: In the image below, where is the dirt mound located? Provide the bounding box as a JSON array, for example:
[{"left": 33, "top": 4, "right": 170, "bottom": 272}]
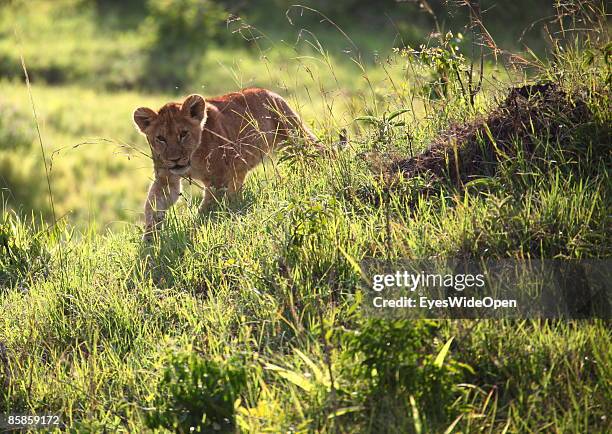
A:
[{"left": 390, "top": 83, "right": 591, "bottom": 184}]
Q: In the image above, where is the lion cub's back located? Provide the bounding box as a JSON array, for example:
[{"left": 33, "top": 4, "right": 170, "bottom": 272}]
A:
[{"left": 206, "top": 87, "right": 288, "bottom": 123}]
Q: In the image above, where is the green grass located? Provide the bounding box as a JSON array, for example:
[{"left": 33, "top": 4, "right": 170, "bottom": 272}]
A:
[
  {"left": 2, "top": 67, "right": 610, "bottom": 430},
  {"left": 1, "top": 1, "right": 610, "bottom": 432}
]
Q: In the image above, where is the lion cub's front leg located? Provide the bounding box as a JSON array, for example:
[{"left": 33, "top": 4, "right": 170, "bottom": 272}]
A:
[
  {"left": 143, "top": 174, "right": 181, "bottom": 240},
  {"left": 197, "top": 172, "right": 246, "bottom": 214},
  {"left": 198, "top": 185, "right": 218, "bottom": 214}
]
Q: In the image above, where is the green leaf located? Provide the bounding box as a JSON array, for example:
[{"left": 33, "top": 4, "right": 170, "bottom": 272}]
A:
[
  {"left": 409, "top": 395, "right": 422, "bottom": 434},
  {"left": 265, "top": 363, "right": 314, "bottom": 392},
  {"left": 387, "top": 108, "right": 411, "bottom": 121},
  {"left": 294, "top": 349, "right": 328, "bottom": 387},
  {"left": 338, "top": 245, "right": 369, "bottom": 285},
  {"left": 434, "top": 336, "right": 455, "bottom": 368},
  {"left": 443, "top": 414, "right": 464, "bottom": 434},
  {"left": 327, "top": 406, "right": 364, "bottom": 419},
  {"left": 355, "top": 116, "right": 379, "bottom": 125}
]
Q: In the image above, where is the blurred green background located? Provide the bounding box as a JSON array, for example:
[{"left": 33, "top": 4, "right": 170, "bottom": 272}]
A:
[{"left": 0, "top": 0, "right": 554, "bottom": 229}]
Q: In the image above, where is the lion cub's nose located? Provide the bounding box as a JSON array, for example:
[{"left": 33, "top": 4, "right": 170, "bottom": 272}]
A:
[{"left": 169, "top": 157, "right": 182, "bottom": 163}]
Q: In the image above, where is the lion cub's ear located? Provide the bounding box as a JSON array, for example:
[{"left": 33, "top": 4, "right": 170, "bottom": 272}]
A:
[
  {"left": 181, "top": 94, "right": 207, "bottom": 125},
  {"left": 133, "top": 107, "right": 158, "bottom": 133}
]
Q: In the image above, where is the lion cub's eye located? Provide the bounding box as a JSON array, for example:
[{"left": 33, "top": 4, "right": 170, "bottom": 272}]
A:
[
  {"left": 179, "top": 130, "right": 189, "bottom": 141},
  {"left": 156, "top": 135, "right": 166, "bottom": 143}
]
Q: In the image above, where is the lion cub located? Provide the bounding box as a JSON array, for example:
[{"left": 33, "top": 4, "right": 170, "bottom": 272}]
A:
[{"left": 133, "top": 87, "right": 318, "bottom": 238}]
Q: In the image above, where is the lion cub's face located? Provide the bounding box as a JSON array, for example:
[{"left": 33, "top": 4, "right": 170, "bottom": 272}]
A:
[{"left": 133, "top": 94, "right": 207, "bottom": 175}]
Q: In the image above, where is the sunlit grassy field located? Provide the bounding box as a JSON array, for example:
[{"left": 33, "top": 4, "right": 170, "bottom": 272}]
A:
[
  {"left": 1, "top": 1, "right": 610, "bottom": 432},
  {"left": 0, "top": 34, "right": 417, "bottom": 229},
  {"left": 0, "top": 0, "right": 527, "bottom": 229}
]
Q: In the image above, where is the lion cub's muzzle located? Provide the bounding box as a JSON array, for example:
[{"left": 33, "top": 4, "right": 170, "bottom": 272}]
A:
[
  {"left": 167, "top": 157, "right": 191, "bottom": 175},
  {"left": 169, "top": 163, "right": 190, "bottom": 175}
]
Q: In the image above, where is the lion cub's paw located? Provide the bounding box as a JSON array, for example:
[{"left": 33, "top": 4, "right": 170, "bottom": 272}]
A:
[{"left": 142, "top": 227, "right": 155, "bottom": 243}]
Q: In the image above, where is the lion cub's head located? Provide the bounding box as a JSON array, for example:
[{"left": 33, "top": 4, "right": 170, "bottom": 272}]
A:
[{"left": 133, "top": 94, "right": 207, "bottom": 175}]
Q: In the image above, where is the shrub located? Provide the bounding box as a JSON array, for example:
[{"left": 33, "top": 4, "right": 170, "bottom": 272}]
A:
[
  {"left": 146, "top": 350, "right": 248, "bottom": 433},
  {"left": 146, "top": 0, "right": 230, "bottom": 50},
  {"left": 141, "top": 0, "right": 231, "bottom": 88},
  {"left": 343, "top": 319, "right": 468, "bottom": 425},
  {"left": 0, "top": 211, "right": 50, "bottom": 289}
]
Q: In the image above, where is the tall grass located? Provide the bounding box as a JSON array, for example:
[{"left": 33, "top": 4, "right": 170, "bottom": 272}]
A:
[{"left": 0, "top": 1, "right": 610, "bottom": 432}]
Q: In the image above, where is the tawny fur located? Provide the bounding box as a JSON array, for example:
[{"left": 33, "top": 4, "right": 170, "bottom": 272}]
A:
[{"left": 133, "top": 87, "right": 317, "bottom": 238}]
